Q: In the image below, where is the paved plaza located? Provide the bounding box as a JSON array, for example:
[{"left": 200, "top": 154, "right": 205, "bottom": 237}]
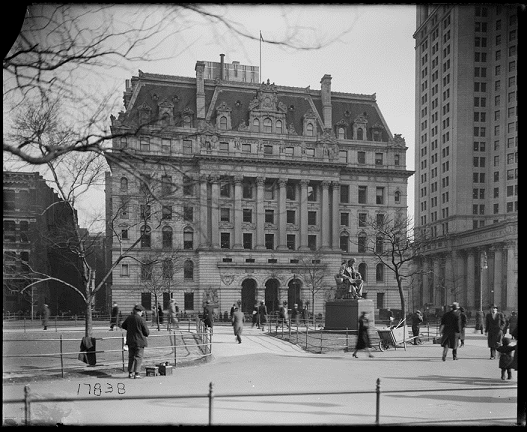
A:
[{"left": 2, "top": 323, "right": 521, "bottom": 426}]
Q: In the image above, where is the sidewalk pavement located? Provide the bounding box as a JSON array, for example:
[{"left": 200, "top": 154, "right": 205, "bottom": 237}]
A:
[{"left": 2, "top": 324, "right": 520, "bottom": 426}]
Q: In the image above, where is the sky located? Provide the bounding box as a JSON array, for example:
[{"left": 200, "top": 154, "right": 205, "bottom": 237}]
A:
[{"left": 8, "top": 4, "right": 418, "bottom": 229}]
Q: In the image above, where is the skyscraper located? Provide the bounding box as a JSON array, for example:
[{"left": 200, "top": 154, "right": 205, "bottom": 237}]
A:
[{"left": 413, "top": 5, "right": 518, "bottom": 314}]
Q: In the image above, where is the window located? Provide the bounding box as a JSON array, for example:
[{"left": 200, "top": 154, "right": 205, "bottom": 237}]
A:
[
  {"left": 220, "top": 181, "right": 231, "bottom": 197},
  {"left": 394, "top": 154, "right": 400, "bottom": 166},
  {"left": 265, "top": 234, "right": 274, "bottom": 250},
  {"left": 162, "top": 205, "right": 172, "bottom": 220},
  {"left": 395, "top": 191, "right": 401, "bottom": 203},
  {"left": 340, "top": 233, "right": 349, "bottom": 252},
  {"left": 243, "top": 233, "right": 253, "bottom": 249},
  {"left": 338, "top": 127, "right": 345, "bottom": 139},
  {"left": 183, "top": 206, "right": 193, "bottom": 222},
  {"left": 220, "top": 207, "right": 230, "bottom": 222},
  {"left": 120, "top": 177, "right": 128, "bottom": 191},
  {"left": 242, "top": 143, "right": 251, "bottom": 153},
  {"left": 264, "top": 181, "right": 275, "bottom": 200},
  {"left": 263, "top": 118, "right": 272, "bottom": 133},
  {"left": 253, "top": 118, "right": 260, "bottom": 131},
  {"left": 287, "top": 210, "right": 296, "bottom": 224},
  {"left": 184, "top": 260, "right": 194, "bottom": 279},
  {"left": 243, "top": 208, "right": 252, "bottom": 223},
  {"left": 339, "top": 150, "right": 348, "bottom": 163},
  {"left": 183, "top": 175, "right": 193, "bottom": 196},
  {"left": 162, "top": 259, "right": 173, "bottom": 280},
  {"left": 358, "top": 233, "right": 367, "bottom": 253},
  {"left": 276, "top": 120, "right": 282, "bottom": 134},
  {"left": 140, "top": 225, "right": 151, "bottom": 248},
  {"left": 141, "top": 262, "right": 153, "bottom": 280},
  {"left": 358, "top": 212, "right": 367, "bottom": 227},
  {"left": 308, "top": 235, "right": 317, "bottom": 251},
  {"left": 219, "top": 141, "right": 229, "bottom": 152},
  {"left": 120, "top": 263, "right": 129, "bottom": 277},
  {"left": 376, "top": 187, "right": 385, "bottom": 205},
  {"left": 162, "top": 226, "right": 173, "bottom": 249},
  {"left": 264, "top": 145, "right": 273, "bottom": 155},
  {"left": 286, "top": 183, "right": 296, "bottom": 200},
  {"left": 376, "top": 263, "right": 384, "bottom": 282},
  {"left": 340, "top": 185, "right": 349, "bottom": 203},
  {"left": 183, "top": 228, "right": 193, "bottom": 249},
  {"left": 375, "top": 153, "right": 384, "bottom": 165},
  {"left": 161, "top": 175, "right": 172, "bottom": 195},
  {"left": 340, "top": 212, "right": 349, "bottom": 227},
  {"left": 308, "top": 211, "right": 317, "bottom": 225},
  {"left": 140, "top": 137, "right": 150, "bottom": 152},
  {"left": 305, "top": 148, "right": 315, "bottom": 157},
  {"left": 140, "top": 205, "right": 151, "bottom": 220},
  {"left": 184, "top": 292, "right": 194, "bottom": 311},
  {"left": 265, "top": 209, "right": 274, "bottom": 224},
  {"left": 357, "top": 151, "right": 366, "bottom": 164},
  {"left": 307, "top": 185, "right": 317, "bottom": 201},
  {"left": 358, "top": 263, "right": 367, "bottom": 282},
  {"left": 242, "top": 182, "right": 253, "bottom": 199},
  {"left": 306, "top": 123, "right": 314, "bottom": 136},
  {"left": 219, "top": 116, "right": 227, "bottom": 130},
  {"left": 287, "top": 234, "right": 296, "bottom": 250},
  {"left": 376, "top": 236, "right": 384, "bottom": 253},
  {"left": 358, "top": 186, "right": 367, "bottom": 204},
  {"left": 220, "top": 232, "right": 230, "bottom": 249}
]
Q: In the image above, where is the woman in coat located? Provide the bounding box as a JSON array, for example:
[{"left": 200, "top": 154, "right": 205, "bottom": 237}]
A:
[
  {"left": 485, "top": 304, "right": 506, "bottom": 359},
  {"left": 352, "top": 311, "right": 374, "bottom": 358},
  {"left": 42, "top": 304, "right": 50, "bottom": 330}
]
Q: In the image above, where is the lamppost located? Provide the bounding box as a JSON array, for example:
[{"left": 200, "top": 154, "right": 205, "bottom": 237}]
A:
[{"left": 479, "top": 251, "right": 488, "bottom": 312}]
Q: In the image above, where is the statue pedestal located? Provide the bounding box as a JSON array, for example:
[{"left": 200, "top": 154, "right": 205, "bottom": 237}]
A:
[{"left": 324, "top": 299, "right": 375, "bottom": 330}]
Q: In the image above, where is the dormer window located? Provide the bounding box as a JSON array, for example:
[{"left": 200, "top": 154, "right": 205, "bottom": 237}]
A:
[
  {"left": 338, "top": 127, "right": 345, "bottom": 140},
  {"left": 219, "top": 116, "right": 228, "bottom": 130},
  {"left": 276, "top": 120, "right": 283, "bottom": 134},
  {"left": 253, "top": 118, "right": 260, "bottom": 131},
  {"left": 263, "top": 117, "right": 272, "bottom": 133},
  {"left": 357, "top": 128, "right": 364, "bottom": 140},
  {"left": 306, "top": 123, "right": 314, "bottom": 136},
  {"left": 183, "top": 115, "right": 192, "bottom": 128}
]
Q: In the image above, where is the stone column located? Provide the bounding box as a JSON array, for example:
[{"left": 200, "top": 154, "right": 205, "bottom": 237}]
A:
[
  {"left": 478, "top": 247, "right": 489, "bottom": 309},
  {"left": 255, "top": 176, "right": 266, "bottom": 250},
  {"left": 504, "top": 241, "right": 517, "bottom": 311},
  {"left": 210, "top": 174, "right": 220, "bottom": 249},
  {"left": 198, "top": 174, "right": 209, "bottom": 249},
  {"left": 331, "top": 182, "right": 340, "bottom": 250},
  {"left": 453, "top": 250, "right": 466, "bottom": 306},
  {"left": 321, "top": 180, "right": 331, "bottom": 251},
  {"left": 490, "top": 245, "right": 502, "bottom": 308},
  {"left": 466, "top": 249, "right": 476, "bottom": 311},
  {"left": 433, "top": 256, "right": 440, "bottom": 306},
  {"left": 277, "top": 178, "right": 288, "bottom": 250},
  {"left": 299, "top": 179, "right": 310, "bottom": 251},
  {"left": 422, "top": 258, "right": 430, "bottom": 304},
  {"left": 232, "top": 175, "right": 243, "bottom": 250},
  {"left": 445, "top": 252, "right": 454, "bottom": 307}
]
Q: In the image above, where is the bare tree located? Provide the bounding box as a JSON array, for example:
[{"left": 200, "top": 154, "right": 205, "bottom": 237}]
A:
[{"left": 294, "top": 250, "right": 333, "bottom": 325}]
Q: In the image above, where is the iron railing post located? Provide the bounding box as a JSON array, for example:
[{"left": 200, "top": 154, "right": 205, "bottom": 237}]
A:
[
  {"left": 208, "top": 382, "right": 214, "bottom": 425},
  {"left": 24, "top": 384, "right": 31, "bottom": 426},
  {"left": 60, "top": 334, "right": 64, "bottom": 378},
  {"left": 375, "top": 378, "right": 381, "bottom": 425}
]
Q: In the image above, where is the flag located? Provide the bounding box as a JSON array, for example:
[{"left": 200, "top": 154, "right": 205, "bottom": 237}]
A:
[{"left": 260, "top": 31, "right": 264, "bottom": 42}]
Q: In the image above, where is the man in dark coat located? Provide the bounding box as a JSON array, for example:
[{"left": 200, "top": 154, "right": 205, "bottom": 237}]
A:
[
  {"left": 203, "top": 300, "right": 214, "bottom": 329},
  {"left": 110, "top": 302, "right": 120, "bottom": 330},
  {"left": 440, "top": 302, "right": 461, "bottom": 361},
  {"left": 231, "top": 306, "right": 245, "bottom": 344},
  {"left": 42, "top": 304, "right": 50, "bottom": 330},
  {"left": 352, "top": 311, "right": 373, "bottom": 358},
  {"left": 485, "top": 304, "right": 506, "bottom": 359},
  {"left": 508, "top": 311, "right": 518, "bottom": 340},
  {"left": 258, "top": 301, "right": 267, "bottom": 331},
  {"left": 411, "top": 310, "right": 423, "bottom": 345},
  {"left": 121, "top": 304, "right": 150, "bottom": 379}
]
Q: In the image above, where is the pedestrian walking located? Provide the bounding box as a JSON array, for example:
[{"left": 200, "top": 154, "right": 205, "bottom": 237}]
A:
[
  {"left": 475, "top": 310, "right": 484, "bottom": 334},
  {"left": 496, "top": 337, "right": 516, "bottom": 380},
  {"left": 459, "top": 307, "right": 468, "bottom": 347},
  {"left": 411, "top": 310, "right": 423, "bottom": 345},
  {"left": 258, "top": 301, "right": 267, "bottom": 331},
  {"left": 230, "top": 303, "right": 236, "bottom": 320},
  {"left": 291, "top": 304, "right": 300, "bottom": 327},
  {"left": 485, "top": 304, "right": 506, "bottom": 359},
  {"left": 440, "top": 302, "right": 461, "bottom": 361},
  {"left": 301, "top": 304, "right": 309, "bottom": 326},
  {"left": 42, "top": 304, "right": 50, "bottom": 330},
  {"left": 251, "top": 303, "right": 259, "bottom": 328},
  {"left": 157, "top": 303, "right": 164, "bottom": 325},
  {"left": 110, "top": 302, "right": 120, "bottom": 330},
  {"left": 121, "top": 304, "right": 150, "bottom": 379},
  {"left": 167, "top": 299, "right": 179, "bottom": 331},
  {"left": 352, "top": 311, "right": 374, "bottom": 358},
  {"left": 232, "top": 306, "right": 245, "bottom": 344},
  {"left": 203, "top": 300, "right": 214, "bottom": 330},
  {"left": 508, "top": 311, "right": 518, "bottom": 339},
  {"left": 279, "top": 301, "right": 289, "bottom": 329}
]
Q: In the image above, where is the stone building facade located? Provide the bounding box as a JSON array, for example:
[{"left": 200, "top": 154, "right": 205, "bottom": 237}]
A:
[{"left": 106, "top": 59, "right": 413, "bottom": 317}]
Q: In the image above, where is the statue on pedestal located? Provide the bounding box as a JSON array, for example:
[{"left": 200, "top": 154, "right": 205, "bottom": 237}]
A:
[{"left": 336, "top": 258, "right": 363, "bottom": 299}]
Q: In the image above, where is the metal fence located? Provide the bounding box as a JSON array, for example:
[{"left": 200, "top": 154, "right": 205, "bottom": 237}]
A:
[{"left": 2, "top": 380, "right": 518, "bottom": 426}]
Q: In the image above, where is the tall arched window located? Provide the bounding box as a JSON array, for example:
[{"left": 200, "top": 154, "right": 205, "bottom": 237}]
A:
[
  {"left": 338, "top": 127, "right": 345, "bottom": 140},
  {"left": 162, "top": 226, "right": 173, "bottom": 249},
  {"left": 395, "top": 191, "right": 401, "bottom": 203},
  {"left": 219, "top": 116, "right": 228, "bottom": 130},
  {"left": 252, "top": 118, "right": 260, "bottom": 131},
  {"left": 306, "top": 123, "right": 314, "bottom": 136},
  {"left": 376, "top": 236, "right": 384, "bottom": 253},
  {"left": 376, "top": 263, "right": 384, "bottom": 282},
  {"left": 276, "top": 120, "right": 282, "bottom": 134},
  {"left": 358, "top": 263, "right": 367, "bottom": 282},
  {"left": 263, "top": 118, "right": 272, "bottom": 133},
  {"left": 184, "top": 260, "right": 194, "bottom": 280},
  {"left": 339, "top": 233, "right": 349, "bottom": 252},
  {"left": 357, "top": 128, "right": 364, "bottom": 140},
  {"left": 140, "top": 225, "right": 151, "bottom": 248},
  {"left": 183, "top": 228, "right": 194, "bottom": 249},
  {"left": 120, "top": 177, "right": 128, "bottom": 191}
]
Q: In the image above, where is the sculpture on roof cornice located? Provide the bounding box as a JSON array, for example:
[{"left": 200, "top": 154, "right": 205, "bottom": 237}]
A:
[
  {"left": 260, "top": 79, "right": 277, "bottom": 93},
  {"left": 287, "top": 123, "right": 297, "bottom": 135},
  {"left": 389, "top": 134, "right": 406, "bottom": 147},
  {"left": 237, "top": 121, "right": 248, "bottom": 131},
  {"left": 354, "top": 113, "right": 368, "bottom": 124},
  {"left": 216, "top": 101, "right": 231, "bottom": 113}
]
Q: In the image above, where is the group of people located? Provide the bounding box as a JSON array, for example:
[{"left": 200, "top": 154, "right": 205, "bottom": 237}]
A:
[
  {"left": 439, "top": 302, "right": 518, "bottom": 380},
  {"left": 249, "top": 301, "right": 268, "bottom": 330},
  {"left": 110, "top": 300, "right": 180, "bottom": 332}
]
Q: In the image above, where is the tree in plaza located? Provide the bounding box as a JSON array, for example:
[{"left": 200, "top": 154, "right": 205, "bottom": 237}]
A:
[
  {"left": 354, "top": 212, "right": 433, "bottom": 338},
  {"left": 294, "top": 250, "right": 333, "bottom": 326}
]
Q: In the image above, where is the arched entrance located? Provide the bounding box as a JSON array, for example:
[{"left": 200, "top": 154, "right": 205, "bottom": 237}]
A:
[
  {"left": 265, "top": 279, "right": 280, "bottom": 313},
  {"left": 288, "top": 278, "right": 303, "bottom": 309},
  {"left": 241, "top": 279, "right": 256, "bottom": 313}
]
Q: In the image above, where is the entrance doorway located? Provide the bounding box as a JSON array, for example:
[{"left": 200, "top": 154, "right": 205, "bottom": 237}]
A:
[
  {"left": 288, "top": 278, "right": 303, "bottom": 309},
  {"left": 241, "top": 279, "right": 256, "bottom": 313},
  {"left": 265, "top": 279, "right": 279, "bottom": 313}
]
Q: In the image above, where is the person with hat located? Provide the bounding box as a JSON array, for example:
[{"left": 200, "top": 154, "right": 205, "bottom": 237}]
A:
[
  {"left": 439, "top": 302, "right": 461, "bottom": 361},
  {"left": 167, "top": 299, "right": 179, "bottom": 331},
  {"left": 42, "top": 303, "right": 50, "bottom": 330},
  {"left": 485, "top": 304, "right": 506, "bottom": 360},
  {"left": 203, "top": 300, "right": 214, "bottom": 330},
  {"left": 496, "top": 337, "right": 516, "bottom": 380},
  {"left": 459, "top": 306, "right": 468, "bottom": 347},
  {"left": 231, "top": 306, "right": 245, "bottom": 344},
  {"left": 110, "top": 302, "right": 120, "bottom": 331},
  {"left": 411, "top": 309, "right": 423, "bottom": 345},
  {"left": 121, "top": 304, "right": 150, "bottom": 379}
]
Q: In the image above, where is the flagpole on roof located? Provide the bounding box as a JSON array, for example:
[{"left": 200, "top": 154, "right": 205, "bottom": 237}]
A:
[{"left": 259, "top": 30, "right": 263, "bottom": 82}]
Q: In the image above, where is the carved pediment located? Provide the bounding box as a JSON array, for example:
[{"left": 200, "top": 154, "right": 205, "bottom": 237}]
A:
[
  {"left": 248, "top": 79, "right": 285, "bottom": 113},
  {"left": 158, "top": 99, "right": 174, "bottom": 110},
  {"left": 303, "top": 109, "right": 317, "bottom": 120},
  {"left": 354, "top": 114, "right": 368, "bottom": 124},
  {"left": 138, "top": 102, "right": 152, "bottom": 112},
  {"left": 389, "top": 134, "right": 406, "bottom": 147},
  {"left": 216, "top": 101, "right": 232, "bottom": 113},
  {"left": 372, "top": 122, "right": 385, "bottom": 130}
]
